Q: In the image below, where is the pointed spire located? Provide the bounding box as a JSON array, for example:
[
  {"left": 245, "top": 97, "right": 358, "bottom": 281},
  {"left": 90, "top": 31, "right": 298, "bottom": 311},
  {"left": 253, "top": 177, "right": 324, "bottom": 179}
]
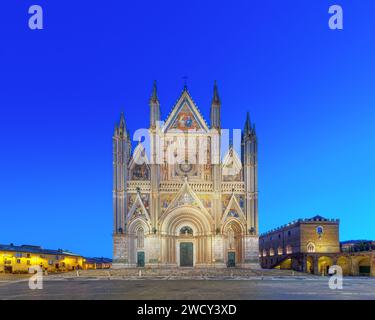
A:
[
  {"left": 150, "top": 80, "right": 158, "bottom": 103},
  {"left": 119, "top": 112, "right": 126, "bottom": 129},
  {"left": 118, "top": 112, "right": 128, "bottom": 137},
  {"left": 212, "top": 80, "right": 220, "bottom": 105},
  {"left": 113, "top": 123, "right": 118, "bottom": 136},
  {"left": 244, "top": 112, "right": 251, "bottom": 135},
  {"left": 149, "top": 80, "right": 160, "bottom": 128},
  {"left": 252, "top": 123, "right": 257, "bottom": 137},
  {"left": 210, "top": 81, "right": 221, "bottom": 129}
]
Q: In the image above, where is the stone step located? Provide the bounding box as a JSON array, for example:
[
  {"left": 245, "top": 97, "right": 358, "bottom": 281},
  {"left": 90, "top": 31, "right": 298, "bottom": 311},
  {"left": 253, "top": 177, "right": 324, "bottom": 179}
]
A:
[{"left": 50, "top": 268, "right": 309, "bottom": 279}]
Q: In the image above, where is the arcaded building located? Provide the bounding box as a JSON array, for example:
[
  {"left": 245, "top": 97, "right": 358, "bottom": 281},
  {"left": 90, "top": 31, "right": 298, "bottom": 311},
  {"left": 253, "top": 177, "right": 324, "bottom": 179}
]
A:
[
  {"left": 112, "top": 83, "right": 259, "bottom": 268},
  {"left": 260, "top": 215, "right": 374, "bottom": 276},
  {"left": 260, "top": 215, "right": 340, "bottom": 274}
]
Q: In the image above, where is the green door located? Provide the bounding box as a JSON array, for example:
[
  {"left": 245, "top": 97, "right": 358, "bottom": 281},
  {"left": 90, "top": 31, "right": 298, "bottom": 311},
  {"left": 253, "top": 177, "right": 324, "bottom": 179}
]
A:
[
  {"left": 137, "top": 251, "right": 145, "bottom": 267},
  {"left": 227, "top": 252, "right": 236, "bottom": 267},
  {"left": 180, "top": 242, "right": 193, "bottom": 267}
]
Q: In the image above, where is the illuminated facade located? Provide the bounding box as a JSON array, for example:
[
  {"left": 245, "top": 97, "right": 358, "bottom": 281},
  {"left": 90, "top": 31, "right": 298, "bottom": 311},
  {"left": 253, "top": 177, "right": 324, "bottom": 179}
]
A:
[
  {"left": 83, "top": 257, "right": 112, "bottom": 270},
  {"left": 0, "top": 244, "right": 83, "bottom": 273},
  {"left": 259, "top": 216, "right": 375, "bottom": 276},
  {"left": 113, "top": 83, "right": 259, "bottom": 268}
]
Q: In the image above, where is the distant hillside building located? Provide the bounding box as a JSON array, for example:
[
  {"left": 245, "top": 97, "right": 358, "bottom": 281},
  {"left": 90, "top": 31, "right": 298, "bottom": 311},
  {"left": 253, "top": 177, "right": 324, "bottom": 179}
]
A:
[
  {"left": 0, "top": 244, "right": 83, "bottom": 273},
  {"left": 341, "top": 240, "right": 375, "bottom": 253}
]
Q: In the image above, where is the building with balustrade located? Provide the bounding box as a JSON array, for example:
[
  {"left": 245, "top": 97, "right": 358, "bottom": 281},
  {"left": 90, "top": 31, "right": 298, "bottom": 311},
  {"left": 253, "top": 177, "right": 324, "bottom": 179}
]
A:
[{"left": 112, "top": 82, "right": 259, "bottom": 268}]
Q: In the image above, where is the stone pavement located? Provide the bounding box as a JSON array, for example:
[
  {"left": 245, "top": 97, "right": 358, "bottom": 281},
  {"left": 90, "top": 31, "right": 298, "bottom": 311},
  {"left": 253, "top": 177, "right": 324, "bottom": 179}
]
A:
[
  {"left": 48, "top": 267, "right": 316, "bottom": 280},
  {"left": 1, "top": 277, "right": 375, "bottom": 300}
]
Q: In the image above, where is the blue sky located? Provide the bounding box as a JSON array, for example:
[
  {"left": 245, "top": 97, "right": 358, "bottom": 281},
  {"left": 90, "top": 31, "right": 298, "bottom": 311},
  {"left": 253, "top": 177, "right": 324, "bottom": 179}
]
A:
[{"left": 0, "top": 1, "right": 374, "bottom": 257}]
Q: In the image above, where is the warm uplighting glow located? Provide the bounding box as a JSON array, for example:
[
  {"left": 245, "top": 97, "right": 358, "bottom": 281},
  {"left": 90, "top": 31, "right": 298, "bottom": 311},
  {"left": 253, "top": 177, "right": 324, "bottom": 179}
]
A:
[
  {"left": 0, "top": 246, "right": 83, "bottom": 274},
  {"left": 286, "top": 245, "right": 292, "bottom": 254},
  {"left": 307, "top": 242, "right": 316, "bottom": 253}
]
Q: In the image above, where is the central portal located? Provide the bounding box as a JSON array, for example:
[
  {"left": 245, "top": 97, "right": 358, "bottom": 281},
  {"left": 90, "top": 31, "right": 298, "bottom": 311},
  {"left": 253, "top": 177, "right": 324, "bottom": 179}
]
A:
[{"left": 180, "top": 242, "right": 193, "bottom": 267}]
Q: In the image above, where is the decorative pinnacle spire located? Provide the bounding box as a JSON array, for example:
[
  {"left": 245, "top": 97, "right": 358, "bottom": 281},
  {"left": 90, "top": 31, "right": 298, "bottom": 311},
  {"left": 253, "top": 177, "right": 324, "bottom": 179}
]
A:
[
  {"left": 119, "top": 112, "right": 126, "bottom": 129},
  {"left": 244, "top": 112, "right": 251, "bottom": 135},
  {"left": 150, "top": 80, "right": 158, "bottom": 103},
  {"left": 118, "top": 112, "right": 128, "bottom": 137},
  {"left": 150, "top": 80, "right": 161, "bottom": 128},
  {"left": 210, "top": 80, "right": 221, "bottom": 129},
  {"left": 212, "top": 80, "right": 220, "bottom": 105},
  {"left": 252, "top": 123, "right": 256, "bottom": 136}
]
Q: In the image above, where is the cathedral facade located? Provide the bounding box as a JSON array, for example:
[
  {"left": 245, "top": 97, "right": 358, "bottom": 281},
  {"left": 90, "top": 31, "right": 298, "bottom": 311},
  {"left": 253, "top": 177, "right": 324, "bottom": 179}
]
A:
[{"left": 113, "top": 82, "right": 259, "bottom": 268}]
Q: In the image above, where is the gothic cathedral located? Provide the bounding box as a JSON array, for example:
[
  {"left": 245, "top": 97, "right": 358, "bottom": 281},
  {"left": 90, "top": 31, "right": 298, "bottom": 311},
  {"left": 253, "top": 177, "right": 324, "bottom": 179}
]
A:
[{"left": 113, "top": 82, "right": 259, "bottom": 268}]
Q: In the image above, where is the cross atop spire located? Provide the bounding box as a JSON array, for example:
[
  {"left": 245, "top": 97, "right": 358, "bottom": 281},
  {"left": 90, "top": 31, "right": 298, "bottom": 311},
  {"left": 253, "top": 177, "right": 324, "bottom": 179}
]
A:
[{"left": 182, "top": 76, "right": 188, "bottom": 91}]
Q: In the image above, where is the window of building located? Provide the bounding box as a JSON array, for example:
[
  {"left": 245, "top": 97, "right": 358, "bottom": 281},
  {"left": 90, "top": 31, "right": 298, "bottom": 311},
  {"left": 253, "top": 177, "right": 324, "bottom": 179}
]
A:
[
  {"left": 316, "top": 226, "right": 324, "bottom": 237},
  {"left": 286, "top": 245, "right": 292, "bottom": 254},
  {"left": 288, "top": 230, "right": 291, "bottom": 237},
  {"left": 180, "top": 226, "right": 193, "bottom": 235},
  {"left": 16, "top": 259, "right": 21, "bottom": 264},
  {"left": 26, "top": 260, "right": 31, "bottom": 265},
  {"left": 26, "top": 253, "right": 31, "bottom": 258},
  {"left": 278, "top": 247, "right": 283, "bottom": 255},
  {"left": 15, "top": 252, "right": 22, "bottom": 258},
  {"left": 307, "top": 242, "right": 316, "bottom": 253},
  {"left": 269, "top": 248, "right": 275, "bottom": 256},
  {"left": 263, "top": 249, "right": 267, "bottom": 257},
  {"left": 137, "top": 227, "right": 145, "bottom": 249}
]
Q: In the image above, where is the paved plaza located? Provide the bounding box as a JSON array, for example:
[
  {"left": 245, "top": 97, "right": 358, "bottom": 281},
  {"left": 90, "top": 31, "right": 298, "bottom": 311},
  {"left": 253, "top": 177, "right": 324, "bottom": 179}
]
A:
[{"left": 0, "top": 270, "right": 374, "bottom": 300}]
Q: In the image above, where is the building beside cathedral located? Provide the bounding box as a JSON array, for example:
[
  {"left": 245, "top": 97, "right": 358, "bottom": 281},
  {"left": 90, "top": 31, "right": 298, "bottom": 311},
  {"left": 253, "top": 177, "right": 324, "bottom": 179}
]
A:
[{"left": 112, "top": 82, "right": 259, "bottom": 268}]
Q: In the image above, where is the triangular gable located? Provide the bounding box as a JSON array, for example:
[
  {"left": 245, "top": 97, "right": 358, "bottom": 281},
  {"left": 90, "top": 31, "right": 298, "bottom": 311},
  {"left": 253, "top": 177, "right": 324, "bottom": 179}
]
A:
[
  {"left": 162, "top": 90, "right": 209, "bottom": 133},
  {"left": 162, "top": 179, "right": 209, "bottom": 215},
  {"left": 221, "top": 193, "right": 246, "bottom": 223},
  {"left": 127, "top": 193, "right": 151, "bottom": 222},
  {"left": 222, "top": 147, "right": 242, "bottom": 176}
]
